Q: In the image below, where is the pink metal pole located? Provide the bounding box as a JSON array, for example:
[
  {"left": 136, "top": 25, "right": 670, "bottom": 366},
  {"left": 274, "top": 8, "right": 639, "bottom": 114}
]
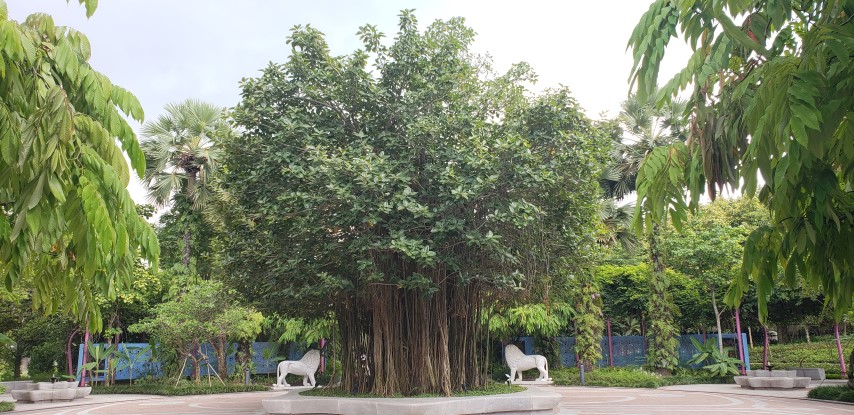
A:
[
  {"left": 80, "top": 319, "right": 90, "bottom": 386},
  {"left": 835, "top": 323, "right": 847, "bottom": 377},
  {"left": 607, "top": 319, "right": 614, "bottom": 368},
  {"left": 734, "top": 308, "right": 746, "bottom": 374},
  {"left": 763, "top": 326, "right": 769, "bottom": 370}
]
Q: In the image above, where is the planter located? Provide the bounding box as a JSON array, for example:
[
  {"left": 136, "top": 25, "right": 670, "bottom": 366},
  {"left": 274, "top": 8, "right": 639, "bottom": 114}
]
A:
[{"left": 262, "top": 386, "right": 558, "bottom": 415}]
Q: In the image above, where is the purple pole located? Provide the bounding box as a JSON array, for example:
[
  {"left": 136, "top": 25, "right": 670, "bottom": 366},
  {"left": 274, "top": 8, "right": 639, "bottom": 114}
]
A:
[
  {"left": 607, "top": 319, "right": 614, "bottom": 368},
  {"left": 734, "top": 308, "right": 746, "bottom": 374},
  {"left": 835, "top": 324, "right": 847, "bottom": 377},
  {"left": 763, "top": 326, "right": 769, "bottom": 370}
]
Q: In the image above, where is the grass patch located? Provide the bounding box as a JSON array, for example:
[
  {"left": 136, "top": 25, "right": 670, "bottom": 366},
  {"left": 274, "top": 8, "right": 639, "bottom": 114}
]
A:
[
  {"left": 550, "top": 367, "right": 732, "bottom": 388},
  {"left": 0, "top": 402, "right": 13, "bottom": 412},
  {"left": 300, "top": 382, "right": 524, "bottom": 398},
  {"left": 748, "top": 335, "right": 854, "bottom": 375},
  {"left": 91, "top": 383, "right": 269, "bottom": 396}
]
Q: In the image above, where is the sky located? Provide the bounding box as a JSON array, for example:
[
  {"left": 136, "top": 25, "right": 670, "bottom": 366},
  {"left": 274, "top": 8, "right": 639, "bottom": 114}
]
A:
[{"left": 8, "top": 0, "right": 692, "bottom": 206}]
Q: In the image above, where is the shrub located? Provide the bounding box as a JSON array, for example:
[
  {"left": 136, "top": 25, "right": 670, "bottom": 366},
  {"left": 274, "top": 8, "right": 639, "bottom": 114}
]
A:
[
  {"left": 0, "top": 402, "right": 13, "bottom": 412},
  {"left": 550, "top": 367, "right": 733, "bottom": 388},
  {"left": 807, "top": 385, "right": 848, "bottom": 400},
  {"left": 838, "top": 391, "right": 854, "bottom": 403},
  {"left": 91, "top": 384, "right": 269, "bottom": 396}
]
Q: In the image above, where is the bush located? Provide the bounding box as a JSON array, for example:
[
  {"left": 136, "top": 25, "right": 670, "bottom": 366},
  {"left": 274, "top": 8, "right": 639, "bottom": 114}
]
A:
[
  {"left": 91, "top": 384, "right": 269, "bottom": 396},
  {"left": 550, "top": 367, "right": 733, "bottom": 388},
  {"left": 838, "top": 391, "right": 854, "bottom": 403},
  {"left": 0, "top": 402, "right": 13, "bottom": 412},
  {"left": 807, "top": 385, "right": 848, "bottom": 400}
]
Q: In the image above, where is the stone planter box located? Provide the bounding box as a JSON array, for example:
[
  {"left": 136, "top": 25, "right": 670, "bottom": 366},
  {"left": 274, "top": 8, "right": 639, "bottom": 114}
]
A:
[
  {"left": 262, "top": 386, "right": 559, "bottom": 415},
  {"left": 10, "top": 381, "right": 92, "bottom": 403},
  {"left": 733, "top": 370, "right": 810, "bottom": 390},
  {"left": 789, "top": 368, "right": 825, "bottom": 380}
]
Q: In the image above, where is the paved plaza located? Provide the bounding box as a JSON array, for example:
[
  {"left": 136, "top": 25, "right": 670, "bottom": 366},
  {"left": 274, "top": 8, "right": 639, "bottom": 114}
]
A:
[{"left": 2, "top": 386, "right": 853, "bottom": 414}]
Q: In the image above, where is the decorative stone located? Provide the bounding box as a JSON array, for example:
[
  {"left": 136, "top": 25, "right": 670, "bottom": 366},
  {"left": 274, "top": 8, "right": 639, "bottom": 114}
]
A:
[
  {"left": 504, "top": 344, "right": 551, "bottom": 384},
  {"left": 262, "top": 385, "right": 559, "bottom": 415},
  {"left": 277, "top": 350, "right": 321, "bottom": 387}
]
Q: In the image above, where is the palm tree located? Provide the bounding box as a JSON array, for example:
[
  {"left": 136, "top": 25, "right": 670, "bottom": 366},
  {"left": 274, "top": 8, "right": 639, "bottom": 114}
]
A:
[
  {"left": 139, "top": 99, "right": 230, "bottom": 268},
  {"left": 601, "top": 92, "right": 688, "bottom": 374}
]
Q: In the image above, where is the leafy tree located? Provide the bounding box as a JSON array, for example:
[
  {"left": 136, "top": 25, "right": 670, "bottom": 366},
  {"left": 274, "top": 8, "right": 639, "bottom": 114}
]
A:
[
  {"left": 0, "top": 0, "right": 159, "bottom": 331},
  {"left": 139, "top": 99, "right": 229, "bottom": 268},
  {"left": 129, "top": 280, "right": 262, "bottom": 382},
  {"left": 223, "top": 12, "right": 607, "bottom": 396},
  {"left": 628, "top": 1, "right": 854, "bottom": 324},
  {"left": 665, "top": 206, "right": 748, "bottom": 352}
]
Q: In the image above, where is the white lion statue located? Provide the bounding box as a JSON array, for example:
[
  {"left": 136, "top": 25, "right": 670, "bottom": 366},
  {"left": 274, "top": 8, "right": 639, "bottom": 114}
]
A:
[
  {"left": 276, "top": 349, "right": 321, "bottom": 387},
  {"left": 504, "top": 344, "right": 550, "bottom": 383}
]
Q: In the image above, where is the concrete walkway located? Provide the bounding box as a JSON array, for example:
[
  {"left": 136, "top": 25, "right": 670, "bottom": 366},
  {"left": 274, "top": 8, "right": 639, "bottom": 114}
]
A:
[{"left": 1, "top": 384, "right": 851, "bottom": 414}]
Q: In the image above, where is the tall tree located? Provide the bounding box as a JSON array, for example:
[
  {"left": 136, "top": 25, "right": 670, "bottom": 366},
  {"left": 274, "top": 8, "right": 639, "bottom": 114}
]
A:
[
  {"left": 223, "top": 12, "right": 607, "bottom": 396},
  {"left": 601, "top": 94, "right": 688, "bottom": 374},
  {"left": 628, "top": 1, "right": 854, "bottom": 325},
  {"left": 0, "top": 0, "right": 158, "bottom": 330},
  {"left": 140, "top": 99, "right": 228, "bottom": 269}
]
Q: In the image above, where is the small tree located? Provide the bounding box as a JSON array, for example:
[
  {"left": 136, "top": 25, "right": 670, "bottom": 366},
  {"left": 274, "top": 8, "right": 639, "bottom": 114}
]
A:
[{"left": 130, "top": 281, "right": 261, "bottom": 383}]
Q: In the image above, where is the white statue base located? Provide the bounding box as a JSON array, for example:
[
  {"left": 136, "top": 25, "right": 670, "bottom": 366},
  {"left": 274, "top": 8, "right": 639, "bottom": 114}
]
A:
[
  {"left": 271, "top": 384, "right": 312, "bottom": 391},
  {"left": 513, "top": 379, "right": 554, "bottom": 385}
]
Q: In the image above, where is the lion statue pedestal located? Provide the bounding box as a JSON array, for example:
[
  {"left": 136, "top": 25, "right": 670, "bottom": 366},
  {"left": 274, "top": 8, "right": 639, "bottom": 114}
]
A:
[
  {"left": 273, "top": 349, "right": 321, "bottom": 389},
  {"left": 504, "top": 344, "right": 553, "bottom": 385}
]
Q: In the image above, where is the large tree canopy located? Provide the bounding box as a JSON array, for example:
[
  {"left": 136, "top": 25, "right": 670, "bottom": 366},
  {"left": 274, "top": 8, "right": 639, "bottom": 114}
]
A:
[
  {"left": 0, "top": 0, "right": 158, "bottom": 329},
  {"left": 628, "top": 0, "right": 854, "bottom": 321},
  {"left": 223, "top": 11, "right": 607, "bottom": 395}
]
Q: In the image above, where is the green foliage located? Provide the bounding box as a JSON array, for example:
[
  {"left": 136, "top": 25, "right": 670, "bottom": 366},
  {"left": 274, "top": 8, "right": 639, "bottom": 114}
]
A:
[
  {"left": 748, "top": 336, "right": 851, "bottom": 375},
  {"left": 550, "top": 367, "right": 732, "bottom": 388},
  {"left": 572, "top": 273, "right": 603, "bottom": 367},
  {"left": 628, "top": 0, "right": 854, "bottom": 321},
  {"left": 0, "top": 0, "right": 159, "bottom": 331},
  {"left": 91, "top": 383, "right": 269, "bottom": 395},
  {"left": 0, "top": 401, "right": 12, "bottom": 412},
  {"left": 140, "top": 99, "right": 230, "bottom": 268},
  {"left": 486, "top": 303, "right": 572, "bottom": 339},
  {"left": 808, "top": 385, "right": 849, "bottom": 401},
  {"left": 128, "top": 280, "right": 262, "bottom": 382},
  {"left": 222, "top": 11, "right": 607, "bottom": 396},
  {"left": 687, "top": 338, "right": 743, "bottom": 376},
  {"left": 264, "top": 314, "right": 335, "bottom": 346}
]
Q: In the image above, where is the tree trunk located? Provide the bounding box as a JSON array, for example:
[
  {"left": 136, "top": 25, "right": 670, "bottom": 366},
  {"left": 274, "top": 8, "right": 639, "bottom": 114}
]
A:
[
  {"left": 645, "top": 223, "right": 678, "bottom": 375},
  {"left": 13, "top": 352, "right": 21, "bottom": 379},
  {"left": 215, "top": 336, "right": 228, "bottom": 380},
  {"left": 336, "top": 259, "right": 482, "bottom": 396},
  {"left": 182, "top": 171, "right": 197, "bottom": 268},
  {"left": 804, "top": 325, "right": 811, "bottom": 344},
  {"left": 711, "top": 286, "right": 723, "bottom": 353}
]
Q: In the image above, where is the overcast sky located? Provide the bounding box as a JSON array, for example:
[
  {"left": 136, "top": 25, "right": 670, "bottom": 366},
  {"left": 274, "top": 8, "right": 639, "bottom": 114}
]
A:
[{"left": 9, "top": 0, "right": 691, "bottom": 205}]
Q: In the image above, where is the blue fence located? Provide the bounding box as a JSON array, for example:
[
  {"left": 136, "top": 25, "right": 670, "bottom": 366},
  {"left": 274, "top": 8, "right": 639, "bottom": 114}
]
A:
[
  {"left": 77, "top": 342, "right": 306, "bottom": 381},
  {"left": 549, "top": 333, "right": 749, "bottom": 369}
]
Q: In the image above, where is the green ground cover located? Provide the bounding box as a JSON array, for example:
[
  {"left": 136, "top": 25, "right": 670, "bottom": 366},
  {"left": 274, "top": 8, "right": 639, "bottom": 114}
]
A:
[
  {"left": 747, "top": 335, "right": 853, "bottom": 378},
  {"left": 91, "top": 383, "right": 269, "bottom": 396},
  {"left": 550, "top": 367, "right": 732, "bottom": 388}
]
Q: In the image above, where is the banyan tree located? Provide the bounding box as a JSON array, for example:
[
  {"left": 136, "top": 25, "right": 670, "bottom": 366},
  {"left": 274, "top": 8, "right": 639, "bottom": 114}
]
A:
[{"left": 222, "top": 11, "right": 607, "bottom": 396}]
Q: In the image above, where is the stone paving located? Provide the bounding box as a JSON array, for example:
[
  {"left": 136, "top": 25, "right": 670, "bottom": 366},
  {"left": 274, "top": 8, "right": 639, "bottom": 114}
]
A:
[{"left": 2, "top": 386, "right": 853, "bottom": 414}]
